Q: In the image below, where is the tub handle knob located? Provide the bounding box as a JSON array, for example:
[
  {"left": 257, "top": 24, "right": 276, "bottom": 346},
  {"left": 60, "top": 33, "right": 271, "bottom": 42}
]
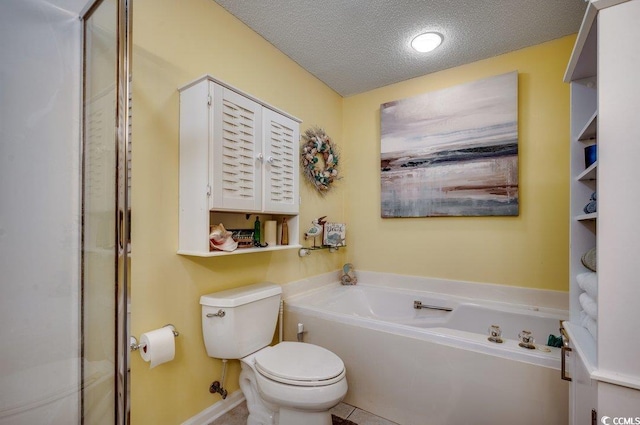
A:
[
  {"left": 518, "top": 330, "right": 535, "bottom": 349},
  {"left": 488, "top": 325, "right": 503, "bottom": 343}
]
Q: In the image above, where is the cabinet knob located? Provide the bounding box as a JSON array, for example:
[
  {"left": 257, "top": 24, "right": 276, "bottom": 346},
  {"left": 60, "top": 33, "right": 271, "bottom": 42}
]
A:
[
  {"left": 256, "top": 153, "right": 264, "bottom": 162},
  {"left": 266, "top": 156, "right": 274, "bottom": 164}
]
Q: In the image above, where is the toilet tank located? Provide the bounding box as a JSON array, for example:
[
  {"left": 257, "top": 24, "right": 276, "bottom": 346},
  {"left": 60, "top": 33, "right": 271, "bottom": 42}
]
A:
[{"left": 200, "top": 282, "right": 282, "bottom": 359}]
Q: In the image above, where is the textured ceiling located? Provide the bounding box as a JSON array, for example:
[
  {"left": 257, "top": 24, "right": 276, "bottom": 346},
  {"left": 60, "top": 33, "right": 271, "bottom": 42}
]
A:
[{"left": 214, "top": 0, "right": 587, "bottom": 96}]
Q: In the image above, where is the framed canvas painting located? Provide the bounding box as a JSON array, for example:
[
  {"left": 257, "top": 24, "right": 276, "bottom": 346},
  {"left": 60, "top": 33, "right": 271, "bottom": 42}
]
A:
[{"left": 380, "top": 71, "right": 518, "bottom": 217}]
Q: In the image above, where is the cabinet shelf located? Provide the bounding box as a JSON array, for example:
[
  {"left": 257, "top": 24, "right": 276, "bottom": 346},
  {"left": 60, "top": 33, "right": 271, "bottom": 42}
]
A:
[
  {"left": 178, "top": 244, "right": 302, "bottom": 257},
  {"left": 576, "top": 161, "right": 597, "bottom": 181},
  {"left": 577, "top": 110, "right": 597, "bottom": 142},
  {"left": 576, "top": 212, "right": 597, "bottom": 221}
]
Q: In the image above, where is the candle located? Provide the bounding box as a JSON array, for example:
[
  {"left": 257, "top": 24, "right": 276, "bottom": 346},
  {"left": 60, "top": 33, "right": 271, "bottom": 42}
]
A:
[{"left": 264, "top": 220, "right": 277, "bottom": 246}]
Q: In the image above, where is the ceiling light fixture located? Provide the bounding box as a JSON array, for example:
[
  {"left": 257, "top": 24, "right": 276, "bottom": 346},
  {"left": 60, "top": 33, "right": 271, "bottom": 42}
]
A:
[{"left": 411, "top": 32, "right": 443, "bottom": 53}]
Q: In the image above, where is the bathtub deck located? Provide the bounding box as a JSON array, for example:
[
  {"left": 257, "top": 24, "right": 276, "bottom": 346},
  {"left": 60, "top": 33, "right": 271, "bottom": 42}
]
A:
[{"left": 209, "top": 401, "right": 399, "bottom": 425}]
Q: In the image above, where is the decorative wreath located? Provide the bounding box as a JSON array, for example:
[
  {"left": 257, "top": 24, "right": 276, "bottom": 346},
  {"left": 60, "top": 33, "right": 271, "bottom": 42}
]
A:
[{"left": 301, "top": 127, "right": 339, "bottom": 194}]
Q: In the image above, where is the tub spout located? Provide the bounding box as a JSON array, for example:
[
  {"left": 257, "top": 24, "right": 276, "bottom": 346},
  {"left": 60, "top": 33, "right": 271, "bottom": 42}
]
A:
[{"left": 340, "top": 274, "right": 357, "bottom": 285}]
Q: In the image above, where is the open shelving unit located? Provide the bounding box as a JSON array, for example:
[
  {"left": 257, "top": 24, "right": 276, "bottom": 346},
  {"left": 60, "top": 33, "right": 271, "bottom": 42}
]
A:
[{"left": 563, "top": 1, "right": 640, "bottom": 423}]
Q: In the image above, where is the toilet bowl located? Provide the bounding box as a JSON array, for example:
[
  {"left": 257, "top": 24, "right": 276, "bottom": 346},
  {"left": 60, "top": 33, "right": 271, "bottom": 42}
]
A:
[
  {"left": 240, "top": 342, "right": 347, "bottom": 425},
  {"left": 200, "top": 283, "right": 348, "bottom": 425}
]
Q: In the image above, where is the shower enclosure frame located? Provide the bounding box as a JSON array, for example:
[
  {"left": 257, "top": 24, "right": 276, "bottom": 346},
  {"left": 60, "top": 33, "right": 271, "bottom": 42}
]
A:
[{"left": 80, "top": 0, "right": 131, "bottom": 423}]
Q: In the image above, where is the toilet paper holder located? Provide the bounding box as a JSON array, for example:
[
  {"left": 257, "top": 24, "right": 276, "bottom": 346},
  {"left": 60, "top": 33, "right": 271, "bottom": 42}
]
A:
[{"left": 130, "top": 324, "right": 179, "bottom": 351}]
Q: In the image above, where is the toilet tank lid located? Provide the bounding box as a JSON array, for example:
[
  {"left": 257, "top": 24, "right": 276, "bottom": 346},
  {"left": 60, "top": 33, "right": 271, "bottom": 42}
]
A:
[{"left": 200, "top": 282, "right": 282, "bottom": 307}]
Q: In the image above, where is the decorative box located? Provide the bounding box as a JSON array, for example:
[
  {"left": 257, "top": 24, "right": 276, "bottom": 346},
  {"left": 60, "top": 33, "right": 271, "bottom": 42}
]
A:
[{"left": 323, "top": 223, "right": 346, "bottom": 247}]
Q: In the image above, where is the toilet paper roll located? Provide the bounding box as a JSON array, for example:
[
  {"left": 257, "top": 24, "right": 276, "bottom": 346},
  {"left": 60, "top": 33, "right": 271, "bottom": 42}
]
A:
[
  {"left": 264, "top": 220, "right": 277, "bottom": 246},
  {"left": 140, "top": 327, "right": 175, "bottom": 368}
]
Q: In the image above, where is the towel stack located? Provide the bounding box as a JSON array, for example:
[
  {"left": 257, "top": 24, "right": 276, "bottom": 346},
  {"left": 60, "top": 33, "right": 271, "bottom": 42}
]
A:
[{"left": 577, "top": 272, "right": 598, "bottom": 340}]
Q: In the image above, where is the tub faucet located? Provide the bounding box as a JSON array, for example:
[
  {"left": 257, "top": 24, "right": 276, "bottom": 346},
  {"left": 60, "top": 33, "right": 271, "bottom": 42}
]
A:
[
  {"left": 518, "top": 330, "right": 536, "bottom": 349},
  {"left": 488, "top": 325, "right": 503, "bottom": 343},
  {"left": 341, "top": 274, "right": 356, "bottom": 285},
  {"left": 340, "top": 263, "right": 357, "bottom": 285}
]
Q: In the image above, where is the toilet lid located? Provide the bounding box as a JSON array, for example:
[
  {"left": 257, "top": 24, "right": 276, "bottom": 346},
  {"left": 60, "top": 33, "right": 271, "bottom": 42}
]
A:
[{"left": 254, "top": 342, "right": 345, "bottom": 387}]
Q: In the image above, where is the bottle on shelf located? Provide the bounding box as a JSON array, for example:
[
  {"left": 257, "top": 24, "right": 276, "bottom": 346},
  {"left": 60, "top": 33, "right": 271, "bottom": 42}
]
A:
[
  {"left": 280, "top": 217, "right": 289, "bottom": 245},
  {"left": 253, "top": 216, "right": 261, "bottom": 245}
]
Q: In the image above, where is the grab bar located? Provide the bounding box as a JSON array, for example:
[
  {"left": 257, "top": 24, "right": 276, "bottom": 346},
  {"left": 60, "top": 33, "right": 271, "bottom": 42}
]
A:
[{"left": 414, "top": 300, "right": 453, "bottom": 312}]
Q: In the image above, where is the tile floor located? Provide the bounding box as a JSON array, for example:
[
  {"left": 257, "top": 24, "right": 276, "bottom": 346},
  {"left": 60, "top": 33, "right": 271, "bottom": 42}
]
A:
[{"left": 210, "top": 401, "right": 399, "bottom": 425}]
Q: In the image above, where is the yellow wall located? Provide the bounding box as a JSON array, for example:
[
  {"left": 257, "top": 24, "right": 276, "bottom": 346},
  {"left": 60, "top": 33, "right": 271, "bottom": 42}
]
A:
[
  {"left": 343, "top": 36, "right": 574, "bottom": 290},
  {"left": 131, "top": 0, "right": 573, "bottom": 421},
  {"left": 131, "top": 0, "right": 345, "bottom": 423}
]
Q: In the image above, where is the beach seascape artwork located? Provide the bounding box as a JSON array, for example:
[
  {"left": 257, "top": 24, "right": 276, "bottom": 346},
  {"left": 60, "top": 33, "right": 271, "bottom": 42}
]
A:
[{"left": 380, "top": 71, "right": 519, "bottom": 217}]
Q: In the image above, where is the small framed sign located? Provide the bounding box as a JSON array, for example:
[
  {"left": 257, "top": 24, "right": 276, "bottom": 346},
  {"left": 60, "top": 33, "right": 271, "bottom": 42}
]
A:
[
  {"left": 229, "top": 229, "right": 254, "bottom": 249},
  {"left": 323, "top": 223, "right": 346, "bottom": 247}
]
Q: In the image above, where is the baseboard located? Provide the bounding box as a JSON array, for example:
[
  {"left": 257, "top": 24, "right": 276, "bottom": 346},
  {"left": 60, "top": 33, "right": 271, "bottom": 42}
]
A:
[{"left": 180, "top": 390, "right": 245, "bottom": 425}]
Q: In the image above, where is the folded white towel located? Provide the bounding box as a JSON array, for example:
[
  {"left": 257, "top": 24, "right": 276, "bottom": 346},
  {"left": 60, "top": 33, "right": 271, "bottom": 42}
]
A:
[
  {"left": 577, "top": 272, "right": 598, "bottom": 300},
  {"left": 579, "top": 292, "right": 598, "bottom": 320},
  {"left": 581, "top": 313, "right": 598, "bottom": 340}
]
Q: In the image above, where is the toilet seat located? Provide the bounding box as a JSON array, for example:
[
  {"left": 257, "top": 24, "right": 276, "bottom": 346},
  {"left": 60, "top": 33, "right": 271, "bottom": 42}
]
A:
[{"left": 254, "top": 342, "right": 345, "bottom": 387}]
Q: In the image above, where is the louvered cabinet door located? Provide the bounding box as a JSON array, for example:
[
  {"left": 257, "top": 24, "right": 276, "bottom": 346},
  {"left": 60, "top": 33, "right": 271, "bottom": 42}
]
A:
[
  {"left": 263, "top": 109, "right": 299, "bottom": 213},
  {"left": 210, "top": 85, "right": 263, "bottom": 211}
]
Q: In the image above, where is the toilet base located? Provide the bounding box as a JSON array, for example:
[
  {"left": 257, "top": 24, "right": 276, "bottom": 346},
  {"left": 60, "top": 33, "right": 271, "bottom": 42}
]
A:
[
  {"left": 240, "top": 366, "right": 276, "bottom": 425},
  {"left": 279, "top": 408, "right": 332, "bottom": 425},
  {"left": 239, "top": 348, "right": 346, "bottom": 425}
]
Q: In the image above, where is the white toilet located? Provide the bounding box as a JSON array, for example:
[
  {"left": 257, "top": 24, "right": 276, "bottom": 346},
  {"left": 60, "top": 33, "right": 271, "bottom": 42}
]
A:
[{"left": 200, "top": 282, "right": 347, "bottom": 425}]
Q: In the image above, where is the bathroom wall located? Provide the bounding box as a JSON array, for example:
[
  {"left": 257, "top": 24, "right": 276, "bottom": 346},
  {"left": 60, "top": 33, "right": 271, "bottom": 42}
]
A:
[
  {"left": 343, "top": 36, "right": 574, "bottom": 291},
  {"left": 130, "top": 0, "right": 345, "bottom": 423},
  {"left": 131, "top": 0, "right": 574, "bottom": 421}
]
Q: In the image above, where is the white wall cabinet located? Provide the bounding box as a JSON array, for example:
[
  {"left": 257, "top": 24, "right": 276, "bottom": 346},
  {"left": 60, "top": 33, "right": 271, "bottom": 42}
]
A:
[
  {"left": 563, "top": 0, "right": 640, "bottom": 422},
  {"left": 178, "top": 75, "right": 301, "bottom": 256}
]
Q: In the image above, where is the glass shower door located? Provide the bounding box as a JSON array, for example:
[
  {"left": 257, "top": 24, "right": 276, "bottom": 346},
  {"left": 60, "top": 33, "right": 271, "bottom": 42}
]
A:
[{"left": 81, "top": 0, "right": 130, "bottom": 423}]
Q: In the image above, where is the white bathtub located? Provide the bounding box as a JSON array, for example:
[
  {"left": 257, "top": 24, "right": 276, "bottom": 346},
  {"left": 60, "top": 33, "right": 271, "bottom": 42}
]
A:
[{"left": 283, "top": 280, "right": 569, "bottom": 425}]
